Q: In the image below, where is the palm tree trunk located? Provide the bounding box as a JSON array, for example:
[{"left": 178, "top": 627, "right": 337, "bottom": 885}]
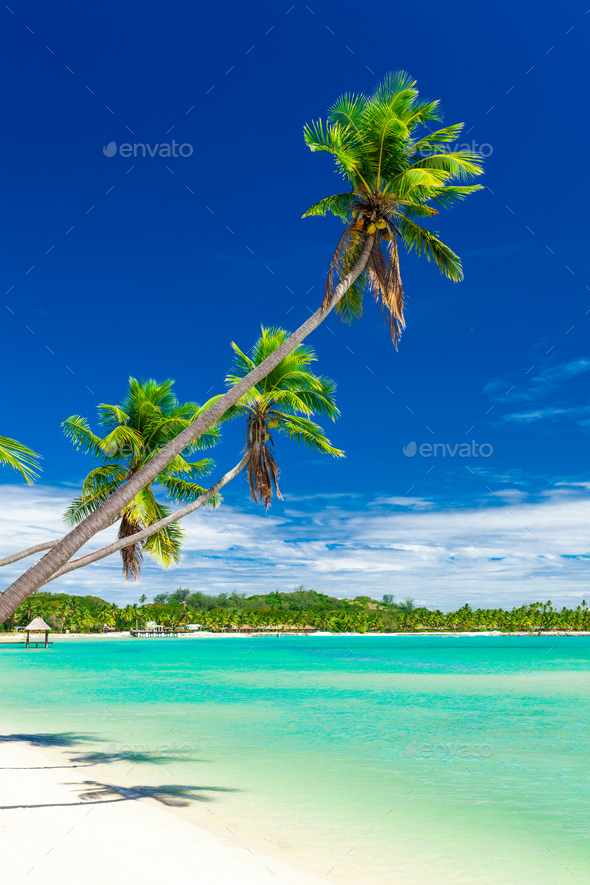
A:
[
  {"left": 0, "top": 236, "right": 374, "bottom": 624},
  {"left": 0, "top": 539, "right": 61, "bottom": 567},
  {"left": 0, "top": 514, "right": 123, "bottom": 571},
  {"left": 43, "top": 455, "right": 248, "bottom": 584}
]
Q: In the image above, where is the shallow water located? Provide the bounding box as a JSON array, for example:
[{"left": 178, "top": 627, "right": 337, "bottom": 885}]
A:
[{"left": 2, "top": 635, "right": 589, "bottom": 883}]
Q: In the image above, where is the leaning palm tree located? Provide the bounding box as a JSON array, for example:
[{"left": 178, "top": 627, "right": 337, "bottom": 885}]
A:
[
  {"left": 1, "top": 72, "right": 483, "bottom": 622},
  {"left": 62, "top": 378, "right": 219, "bottom": 580},
  {"left": 40, "top": 330, "right": 343, "bottom": 585},
  {"left": 0, "top": 436, "right": 41, "bottom": 484}
]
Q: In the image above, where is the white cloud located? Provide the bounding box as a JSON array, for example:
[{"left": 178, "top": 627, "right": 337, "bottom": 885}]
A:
[
  {"left": 500, "top": 406, "right": 590, "bottom": 425},
  {"left": 1, "top": 483, "right": 590, "bottom": 610},
  {"left": 486, "top": 357, "right": 590, "bottom": 404},
  {"left": 371, "top": 496, "right": 434, "bottom": 510}
]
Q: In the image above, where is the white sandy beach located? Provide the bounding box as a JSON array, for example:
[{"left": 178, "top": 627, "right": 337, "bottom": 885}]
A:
[
  {"left": 0, "top": 739, "right": 360, "bottom": 885},
  {"left": 3, "top": 629, "right": 588, "bottom": 643}
]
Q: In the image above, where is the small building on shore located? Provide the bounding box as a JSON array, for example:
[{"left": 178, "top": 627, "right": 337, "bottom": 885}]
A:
[{"left": 25, "top": 616, "right": 52, "bottom": 648}]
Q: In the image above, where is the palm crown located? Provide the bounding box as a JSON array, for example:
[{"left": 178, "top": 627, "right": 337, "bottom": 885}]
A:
[
  {"left": 226, "top": 327, "right": 344, "bottom": 508},
  {"left": 62, "top": 378, "right": 219, "bottom": 579},
  {"left": 303, "top": 70, "right": 484, "bottom": 344}
]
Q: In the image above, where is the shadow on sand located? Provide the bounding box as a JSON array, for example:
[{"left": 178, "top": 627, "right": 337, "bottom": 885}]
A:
[
  {"left": 1, "top": 780, "right": 237, "bottom": 810},
  {"left": 0, "top": 732, "right": 236, "bottom": 810},
  {"left": 0, "top": 732, "right": 205, "bottom": 769}
]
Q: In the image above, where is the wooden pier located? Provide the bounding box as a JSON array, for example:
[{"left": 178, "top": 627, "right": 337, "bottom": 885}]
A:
[
  {"left": 130, "top": 630, "right": 184, "bottom": 638},
  {"left": 1, "top": 616, "right": 53, "bottom": 648}
]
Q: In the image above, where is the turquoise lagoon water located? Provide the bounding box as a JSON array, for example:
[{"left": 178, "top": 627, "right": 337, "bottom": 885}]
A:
[{"left": 1, "top": 635, "right": 589, "bottom": 883}]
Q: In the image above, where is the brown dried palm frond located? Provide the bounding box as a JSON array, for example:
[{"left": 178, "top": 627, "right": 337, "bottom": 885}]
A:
[
  {"left": 322, "top": 223, "right": 365, "bottom": 310},
  {"left": 117, "top": 512, "right": 144, "bottom": 580},
  {"left": 245, "top": 410, "right": 282, "bottom": 510},
  {"left": 366, "top": 231, "right": 406, "bottom": 346}
]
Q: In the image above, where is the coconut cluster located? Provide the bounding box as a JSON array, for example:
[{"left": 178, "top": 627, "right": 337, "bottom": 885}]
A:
[{"left": 352, "top": 209, "right": 393, "bottom": 240}]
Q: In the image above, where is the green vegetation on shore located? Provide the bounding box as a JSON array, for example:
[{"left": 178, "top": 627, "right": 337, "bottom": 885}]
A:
[{"left": 3, "top": 587, "right": 589, "bottom": 634}]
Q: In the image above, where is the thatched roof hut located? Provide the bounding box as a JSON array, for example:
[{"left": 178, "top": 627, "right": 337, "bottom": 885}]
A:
[
  {"left": 26, "top": 616, "right": 52, "bottom": 631},
  {"left": 25, "top": 616, "right": 52, "bottom": 648}
]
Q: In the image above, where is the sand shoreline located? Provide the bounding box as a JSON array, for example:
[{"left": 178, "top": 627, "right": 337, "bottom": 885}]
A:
[
  {"left": 0, "top": 738, "right": 359, "bottom": 885},
  {"left": 2, "top": 629, "right": 589, "bottom": 642}
]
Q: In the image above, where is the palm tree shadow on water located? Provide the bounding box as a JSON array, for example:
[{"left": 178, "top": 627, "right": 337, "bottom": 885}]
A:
[
  {"left": 0, "top": 733, "right": 95, "bottom": 767},
  {"left": 0, "top": 732, "right": 208, "bottom": 768},
  {"left": 0, "top": 732, "right": 92, "bottom": 748}
]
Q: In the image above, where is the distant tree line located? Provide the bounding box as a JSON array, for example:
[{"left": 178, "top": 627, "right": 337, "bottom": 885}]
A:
[
  {"left": 3, "top": 587, "right": 589, "bottom": 634},
  {"left": 153, "top": 586, "right": 418, "bottom": 613}
]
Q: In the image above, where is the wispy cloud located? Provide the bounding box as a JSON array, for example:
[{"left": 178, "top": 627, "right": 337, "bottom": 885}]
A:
[
  {"left": 485, "top": 357, "right": 590, "bottom": 404},
  {"left": 370, "top": 496, "right": 434, "bottom": 511},
  {"left": 500, "top": 405, "right": 590, "bottom": 425},
  {"left": 1, "top": 483, "right": 589, "bottom": 611}
]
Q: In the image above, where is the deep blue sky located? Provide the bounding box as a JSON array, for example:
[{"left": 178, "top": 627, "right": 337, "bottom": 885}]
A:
[{"left": 1, "top": 1, "right": 589, "bottom": 605}]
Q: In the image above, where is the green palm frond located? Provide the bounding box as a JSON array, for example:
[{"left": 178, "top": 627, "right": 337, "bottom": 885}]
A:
[
  {"left": 266, "top": 389, "right": 316, "bottom": 417},
  {"left": 157, "top": 476, "right": 211, "bottom": 505},
  {"left": 143, "top": 504, "right": 184, "bottom": 567},
  {"left": 81, "top": 464, "right": 128, "bottom": 496},
  {"left": 124, "top": 484, "right": 159, "bottom": 528},
  {"left": 391, "top": 166, "right": 449, "bottom": 196},
  {"left": 228, "top": 343, "right": 256, "bottom": 378},
  {"left": 397, "top": 216, "right": 463, "bottom": 281},
  {"left": 268, "top": 369, "right": 321, "bottom": 390},
  {"left": 302, "top": 70, "right": 484, "bottom": 344},
  {"left": 125, "top": 377, "right": 176, "bottom": 415},
  {"left": 304, "top": 120, "right": 366, "bottom": 187},
  {"left": 99, "top": 425, "right": 145, "bottom": 460},
  {"left": 412, "top": 151, "right": 485, "bottom": 181},
  {"left": 228, "top": 330, "right": 320, "bottom": 398},
  {"left": 64, "top": 481, "right": 123, "bottom": 525},
  {"left": 158, "top": 455, "right": 215, "bottom": 479},
  {"left": 274, "top": 415, "right": 344, "bottom": 457},
  {"left": 302, "top": 193, "right": 354, "bottom": 221},
  {"left": 328, "top": 92, "right": 367, "bottom": 131},
  {"left": 271, "top": 379, "right": 339, "bottom": 420},
  {"left": 0, "top": 436, "right": 41, "bottom": 484},
  {"left": 420, "top": 184, "right": 484, "bottom": 210},
  {"left": 401, "top": 204, "right": 440, "bottom": 219},
  {"left": 62, "top": 417, "right": 107, "bottom": 460},
  {"left": 96, "top": 404, "right": 130, "bottom": 429},
  {"left": 335, "top": 277, "right": 365, "bottom": 324},
  {"left": 411, "top": 123, "right": 466, "bottom": 153}
]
